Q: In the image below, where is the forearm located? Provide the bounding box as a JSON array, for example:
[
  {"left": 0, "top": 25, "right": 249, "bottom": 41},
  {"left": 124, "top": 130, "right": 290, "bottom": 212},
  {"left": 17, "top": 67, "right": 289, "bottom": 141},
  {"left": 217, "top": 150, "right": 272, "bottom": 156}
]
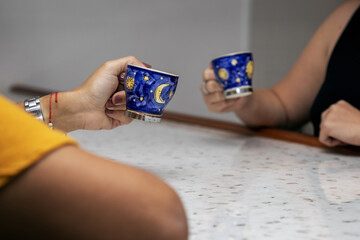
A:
[
  {"left": 0, "top": 145, "right": 188, "bottom": 240},
  {"left": 235, "top": 89, "right": 288, "bottom": 128}
]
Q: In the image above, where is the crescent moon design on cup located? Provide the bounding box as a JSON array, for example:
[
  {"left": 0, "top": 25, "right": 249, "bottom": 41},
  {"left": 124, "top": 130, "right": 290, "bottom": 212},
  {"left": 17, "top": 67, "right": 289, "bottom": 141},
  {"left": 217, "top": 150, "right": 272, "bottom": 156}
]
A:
[{"left": 154, "top": 83, "right": 170, "bottom": 104}]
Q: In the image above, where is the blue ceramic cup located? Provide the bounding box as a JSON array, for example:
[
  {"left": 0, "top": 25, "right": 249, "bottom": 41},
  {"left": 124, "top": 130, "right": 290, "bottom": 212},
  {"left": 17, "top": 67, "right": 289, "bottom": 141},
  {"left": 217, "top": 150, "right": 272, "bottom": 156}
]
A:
[
  {"left": 211, "top": 52, "right": 254, "bottom": 99},
  {"left": 124, "top": 64, "right": 179, "bottom": 123}
]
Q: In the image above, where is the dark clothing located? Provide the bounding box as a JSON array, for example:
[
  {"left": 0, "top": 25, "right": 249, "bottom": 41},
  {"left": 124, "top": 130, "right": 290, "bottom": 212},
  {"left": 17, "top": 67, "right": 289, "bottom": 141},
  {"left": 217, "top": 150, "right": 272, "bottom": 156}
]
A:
[{"left": 310, "top": 6, "right": 360, "bottom": 136}]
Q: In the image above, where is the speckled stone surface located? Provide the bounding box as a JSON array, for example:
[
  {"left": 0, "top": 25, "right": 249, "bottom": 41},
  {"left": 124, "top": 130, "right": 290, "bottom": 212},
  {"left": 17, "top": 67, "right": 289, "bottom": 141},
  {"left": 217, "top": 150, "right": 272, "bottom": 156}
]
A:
[{"left": 69, "top": 120, "right": 360, "bottom": 240}]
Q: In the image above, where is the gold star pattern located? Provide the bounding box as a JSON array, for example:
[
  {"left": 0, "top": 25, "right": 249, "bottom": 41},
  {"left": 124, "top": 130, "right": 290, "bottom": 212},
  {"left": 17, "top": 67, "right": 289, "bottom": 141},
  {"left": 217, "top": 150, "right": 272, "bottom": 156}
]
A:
[
  {"left": 218, "top": 68, "right": 229, "bottom": 80},
  {"left": 231, "top": 59, "right": 238, "bottom": 66},
  {"left": 126, "top": 76, "right": 135, "bottom": 90}
]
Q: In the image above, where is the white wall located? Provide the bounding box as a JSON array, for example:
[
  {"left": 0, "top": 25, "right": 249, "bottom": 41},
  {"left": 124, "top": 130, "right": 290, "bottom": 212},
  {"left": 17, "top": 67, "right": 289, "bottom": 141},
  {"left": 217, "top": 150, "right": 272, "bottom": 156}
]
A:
[
  {"left": 251, "top": 0, "right": 344, "bottom": 89},
  {"left": 0, "top": 0, "right": 250, "bottom": 122},
  {"left": 0, "top": 0, "right": 344, "bottom": 124}
]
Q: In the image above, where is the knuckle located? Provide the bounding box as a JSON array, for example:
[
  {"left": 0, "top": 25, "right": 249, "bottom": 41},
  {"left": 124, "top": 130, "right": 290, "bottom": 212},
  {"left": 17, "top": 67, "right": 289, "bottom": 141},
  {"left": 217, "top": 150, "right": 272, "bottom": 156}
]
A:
[
  {"left": 103, "top": 60, "right": 113, "bottom": 69},
  {"left": 202, "top": 70, "right": 208, "bottom": 79},
  {"left": 321, "top": 122, "right": 332, "bottom": 135},
  {"left": 127, "top": 55, "right": 137, "bottom": 62},
  {"left": 330, "top": 102, "right": 340, "bottom": 110},
  {"left": 203, "top": 68, "right": 214, "bottom": 80},
  {"left": 208, "top": 81, "right": 220, "bottom": 92},
  {"left": 321, "top": 120, "right": 328, "bottom": 129},
  {"left": 337, "top": 100, "right": 345, "bottom": 105},
  {"left": 321, "top": 111, "right": 327, "bottom": 119}
]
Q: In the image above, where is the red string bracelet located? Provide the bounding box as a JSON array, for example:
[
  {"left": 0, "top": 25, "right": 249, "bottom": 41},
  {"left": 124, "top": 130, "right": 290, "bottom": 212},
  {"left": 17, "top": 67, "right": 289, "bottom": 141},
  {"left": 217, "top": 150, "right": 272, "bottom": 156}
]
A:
[
  {"left": 48, "top": 92, "right": 59, "bottom": 129},
  {"left": 49, "top": 93, "right": 54, "bottom": 129}
]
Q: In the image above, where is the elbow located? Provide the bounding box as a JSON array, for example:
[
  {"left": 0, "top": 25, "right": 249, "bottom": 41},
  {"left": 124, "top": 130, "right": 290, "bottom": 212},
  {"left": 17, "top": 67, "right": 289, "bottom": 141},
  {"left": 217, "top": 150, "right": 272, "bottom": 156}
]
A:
[{"left": 150, "top": 187, "right": 188, "bottom": 240}]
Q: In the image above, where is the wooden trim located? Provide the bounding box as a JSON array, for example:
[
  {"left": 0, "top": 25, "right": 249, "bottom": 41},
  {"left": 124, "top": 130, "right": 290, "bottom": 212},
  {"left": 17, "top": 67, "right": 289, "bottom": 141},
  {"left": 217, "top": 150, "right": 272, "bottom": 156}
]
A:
[
  {"left": 9, "top": 84, "right": 54, "bottom": 96},
  {"left": 163, "top": 111, "right": 254, "bottom": 135},
  {"left": 163, "top": 111, "right": 360, "bottom": 155}
]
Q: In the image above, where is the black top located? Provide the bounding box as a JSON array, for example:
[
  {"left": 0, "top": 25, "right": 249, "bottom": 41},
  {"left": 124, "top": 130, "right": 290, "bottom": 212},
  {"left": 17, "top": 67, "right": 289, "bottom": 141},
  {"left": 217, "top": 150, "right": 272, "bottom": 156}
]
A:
[{"left": 310, "top": 6, "right": 360, "bottom": 136}]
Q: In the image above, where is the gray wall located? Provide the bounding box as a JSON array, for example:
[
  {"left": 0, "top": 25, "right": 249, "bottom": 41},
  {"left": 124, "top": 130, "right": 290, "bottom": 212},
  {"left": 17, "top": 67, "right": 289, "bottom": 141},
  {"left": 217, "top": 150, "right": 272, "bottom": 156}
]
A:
[
  {"left": 0, "top": 0, "right": 344, "bottom": 124},
  {"left": 251, "top": 0, "right": 344, "bottom": 89}
]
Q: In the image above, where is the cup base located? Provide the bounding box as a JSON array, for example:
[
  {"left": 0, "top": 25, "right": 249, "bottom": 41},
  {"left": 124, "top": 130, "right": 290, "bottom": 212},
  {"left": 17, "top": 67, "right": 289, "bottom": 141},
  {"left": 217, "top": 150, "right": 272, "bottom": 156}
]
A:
[
  {"left": 125, "top": 110, "right": 162, "bottom": 123},
  {"left": 224, "top": 86, "right": 253, "bottom": 99}
]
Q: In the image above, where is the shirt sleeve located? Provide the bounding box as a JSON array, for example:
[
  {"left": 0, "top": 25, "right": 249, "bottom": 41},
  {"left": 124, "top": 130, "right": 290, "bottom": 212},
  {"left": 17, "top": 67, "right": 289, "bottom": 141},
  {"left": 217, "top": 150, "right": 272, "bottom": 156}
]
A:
[{"left": 0, "top": 95, "right": 78, "bottom": 188}]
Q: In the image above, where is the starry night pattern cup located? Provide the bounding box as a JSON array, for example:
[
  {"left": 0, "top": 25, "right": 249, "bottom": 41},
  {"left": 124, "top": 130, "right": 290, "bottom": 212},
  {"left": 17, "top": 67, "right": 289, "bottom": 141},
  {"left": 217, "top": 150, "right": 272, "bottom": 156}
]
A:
[
  {"left": 211, "top": 52, "right": 254, "bottom": 99},
  {"left": 124, "top": 64, "right": 179, "bottom": 123}
]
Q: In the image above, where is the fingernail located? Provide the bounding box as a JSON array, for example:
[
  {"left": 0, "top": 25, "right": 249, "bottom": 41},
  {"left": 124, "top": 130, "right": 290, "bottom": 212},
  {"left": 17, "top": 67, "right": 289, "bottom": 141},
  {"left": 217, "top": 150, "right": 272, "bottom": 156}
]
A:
[
  {"left": 105, "top": 109, "right": 114, "bottom": 114},
  {"left": 142, "top": 62, "right": 152, "bottom": 68},
  {"left": 114, "top": 95, "right": 123, "bottom": 105}
]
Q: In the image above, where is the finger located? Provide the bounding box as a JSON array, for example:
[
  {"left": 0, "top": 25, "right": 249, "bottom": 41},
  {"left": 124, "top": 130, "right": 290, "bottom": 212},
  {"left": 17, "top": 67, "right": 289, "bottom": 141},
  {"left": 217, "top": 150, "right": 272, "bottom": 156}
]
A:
[
  {"left": 103, "top": 56, "right": 147, "bottom": 76},
  {"left": 203, "top": 68, "right": 217, "bottom": 82},
  {"left": 318, "top": 123, "right": 338, "bottom": 147},
  {"left": 106, "top": 104, "right": 126, "bottom": 111},
  {"left": 331, "top": 139, "right": 347, "bottom": 146},
  {"left": 142, "top": 62, "right": 152, "bottom": 68},
  {"left": 105, "top": 110, "right": 133, "bottom": 126},
  {"left": 318, "top": 127, "right": 332, "bottom": 146},
  {"left": 203, "top": 91, "right": 226, "bottom": 104},
  {"left": 105, "top": 98, "right": 126, "bottom": 110},
  {"left": 320, "top": 135, "right": 343, "bottom": 147},
  {"left": 205, "top": 80, "right": 223, "bottom": 93},
  {"left": 111, "top": 119, "right": 121, "bottom": 129},
  {"left": 207, "top": 100, "right": 234, "bottom": 113},
  {"left": 202, "top": 92, "right": 224, "bottom": 113},
  {"left": 111, "top": 91, "right": 126, "bottom": 105},
  {"left": 321, "top": 108, "right": 330, "bottom": 121},
  {"left": 221, "top": 99, "right": 243, "bottom": 112}
]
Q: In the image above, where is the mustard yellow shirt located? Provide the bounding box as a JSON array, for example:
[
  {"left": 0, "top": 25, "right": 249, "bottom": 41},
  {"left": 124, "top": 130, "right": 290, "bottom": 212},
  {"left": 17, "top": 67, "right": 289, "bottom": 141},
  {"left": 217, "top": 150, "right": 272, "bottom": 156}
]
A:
[{"left": 0, "top": 95, "right": 77, "bottom": 188}]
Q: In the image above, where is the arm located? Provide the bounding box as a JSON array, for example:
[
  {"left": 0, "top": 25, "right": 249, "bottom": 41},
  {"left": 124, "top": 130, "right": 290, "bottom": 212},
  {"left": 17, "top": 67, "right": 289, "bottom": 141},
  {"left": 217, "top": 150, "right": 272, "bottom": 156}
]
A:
[
  {"left": 18, "top": 56, "right": 151, "bottom": 132},
  {"left": 202, "top": 0, "right": 360, "bottom": 129},
  {"left": 0, "top": 145, "right": 188, "bottom": 240}
]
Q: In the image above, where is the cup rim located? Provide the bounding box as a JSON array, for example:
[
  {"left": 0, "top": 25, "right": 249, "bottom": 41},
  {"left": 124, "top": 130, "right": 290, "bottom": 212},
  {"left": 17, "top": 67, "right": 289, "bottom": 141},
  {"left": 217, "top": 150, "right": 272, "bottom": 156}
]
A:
[
  {"left": 212, "top": 51, "right": 252, "bottom": 62},
  {"left": 127, "top": 64, "right": 179, "bottom": 77}
]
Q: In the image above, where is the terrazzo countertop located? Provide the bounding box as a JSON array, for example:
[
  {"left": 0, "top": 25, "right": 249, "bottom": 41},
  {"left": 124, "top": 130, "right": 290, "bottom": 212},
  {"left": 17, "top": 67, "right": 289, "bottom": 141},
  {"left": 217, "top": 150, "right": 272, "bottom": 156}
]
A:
[{"left": 69, "top": 120, "right": 360, "bottom": 240}]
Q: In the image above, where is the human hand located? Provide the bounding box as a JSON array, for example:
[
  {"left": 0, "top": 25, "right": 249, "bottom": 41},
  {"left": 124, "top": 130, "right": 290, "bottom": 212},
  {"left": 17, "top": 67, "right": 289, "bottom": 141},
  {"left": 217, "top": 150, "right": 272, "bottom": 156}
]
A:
[
  {"left": 71, "top": 56, "right": 151, "bottom": 130},
  {"left": 319, "top": 100, "right": 360, "bottom": 147},
  {"left": 201, "top": 66, "right": 249, "bottom": 113}
]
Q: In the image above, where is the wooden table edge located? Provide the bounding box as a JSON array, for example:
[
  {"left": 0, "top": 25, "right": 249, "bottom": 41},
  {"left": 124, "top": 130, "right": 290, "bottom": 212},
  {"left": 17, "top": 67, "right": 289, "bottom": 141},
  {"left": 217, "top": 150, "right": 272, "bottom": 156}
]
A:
[{"left": 162, "top": 111, "right": 360, "bottom": 155}]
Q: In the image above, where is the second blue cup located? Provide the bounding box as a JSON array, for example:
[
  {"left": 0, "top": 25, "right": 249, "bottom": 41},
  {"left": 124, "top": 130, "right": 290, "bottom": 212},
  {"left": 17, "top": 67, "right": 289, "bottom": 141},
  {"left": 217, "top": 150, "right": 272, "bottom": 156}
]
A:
[{"left": 212, "top": 52, "right": 254, "bottom": 99}]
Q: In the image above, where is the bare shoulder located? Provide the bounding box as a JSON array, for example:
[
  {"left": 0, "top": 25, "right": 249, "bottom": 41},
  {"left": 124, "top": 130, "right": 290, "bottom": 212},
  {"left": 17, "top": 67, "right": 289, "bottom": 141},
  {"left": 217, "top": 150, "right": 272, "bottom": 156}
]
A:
[
  {"left": 323, "top": 0, "right": 360, "bottom": 56},
  {"left": 327, "top": 0, "right": 360, "bottom": 26}
]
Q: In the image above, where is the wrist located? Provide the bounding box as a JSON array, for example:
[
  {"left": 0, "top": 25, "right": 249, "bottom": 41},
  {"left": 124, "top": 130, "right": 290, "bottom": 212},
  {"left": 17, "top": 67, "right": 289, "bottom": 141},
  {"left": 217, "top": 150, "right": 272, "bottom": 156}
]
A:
[{"left": 40, "top": 90, "right": 85, "bottom": 132}]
